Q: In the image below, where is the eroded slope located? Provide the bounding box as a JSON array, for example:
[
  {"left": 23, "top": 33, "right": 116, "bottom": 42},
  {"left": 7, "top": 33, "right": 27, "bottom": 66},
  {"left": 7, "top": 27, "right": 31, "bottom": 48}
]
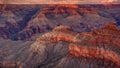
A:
[{"left": 30, "top": 24, "right": 120, "bottom": 68}]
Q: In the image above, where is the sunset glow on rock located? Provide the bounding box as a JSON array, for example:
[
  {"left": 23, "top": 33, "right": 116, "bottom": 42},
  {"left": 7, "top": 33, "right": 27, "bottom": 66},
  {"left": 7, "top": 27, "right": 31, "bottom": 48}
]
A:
[{"left": 0, "top": 4, "right": 120, "bottom": 68}]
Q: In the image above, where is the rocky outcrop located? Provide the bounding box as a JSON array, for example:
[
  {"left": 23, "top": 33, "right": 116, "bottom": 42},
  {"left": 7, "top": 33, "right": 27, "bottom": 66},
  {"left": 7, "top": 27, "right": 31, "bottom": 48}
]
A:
[
  {"left": 29, "top": 24, "right": 120, "bottom": 68},
  {"left": 69, "top": 44, "right": 120, "bottom": 67},
  {"left": 0, "top": 4, "right": 119, "bottom": 40},
  {"left": 0, "top": 24, "right": 120, "bottom": 68}
]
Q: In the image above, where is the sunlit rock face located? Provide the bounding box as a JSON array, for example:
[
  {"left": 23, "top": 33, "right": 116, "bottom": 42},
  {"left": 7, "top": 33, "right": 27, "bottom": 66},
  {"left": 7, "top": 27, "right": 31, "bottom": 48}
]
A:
[
  {"left": 0, "top": 4, "right": 120, "bottom": 68},
  {"left": 0, "top": 4, "right": 120, "bottom": 40},
  {"left": 0, "top": 24, "right": 120, "bottom": 68},
  {"left": 29, "top": 24, "right": 120, "bottom": 68}
]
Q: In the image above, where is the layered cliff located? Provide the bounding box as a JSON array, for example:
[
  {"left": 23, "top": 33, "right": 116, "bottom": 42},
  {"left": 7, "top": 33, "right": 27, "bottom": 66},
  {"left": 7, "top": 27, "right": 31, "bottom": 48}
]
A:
[
  {"left": 0, "top": 4, "right": 119, "bottom": 40},
  {"left": 29, "top": 24, "right": 120, "bottom": 68},
  {"left": 0, "top": 4, "right": 120, "bottom": 68},
  {"left": 0, "top": 23, "right": 120, "bottom": 68}
]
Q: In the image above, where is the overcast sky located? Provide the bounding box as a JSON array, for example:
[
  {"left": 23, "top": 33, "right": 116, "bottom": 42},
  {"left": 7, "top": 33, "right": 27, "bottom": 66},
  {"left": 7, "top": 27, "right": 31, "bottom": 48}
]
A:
[{"left": 0, "top": 0, "right": 120, "bottom": 4}]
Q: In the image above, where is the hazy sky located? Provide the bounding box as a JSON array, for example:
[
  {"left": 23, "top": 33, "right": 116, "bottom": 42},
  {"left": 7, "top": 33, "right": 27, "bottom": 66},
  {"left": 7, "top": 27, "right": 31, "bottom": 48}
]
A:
[{"left": 0, "top": 0, "right": 120, "bottom": 4}]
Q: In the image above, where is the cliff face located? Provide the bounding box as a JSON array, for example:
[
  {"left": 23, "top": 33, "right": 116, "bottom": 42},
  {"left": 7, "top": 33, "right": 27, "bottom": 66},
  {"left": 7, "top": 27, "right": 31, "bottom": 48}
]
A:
[
  {"left": 0, "top": 24, "right": 120, "bottom": 68},
  {"left": 0, "top": 4, "right": 120, "bottom": 68},
  {"left": 0, "top": 4, "right": 120, "bottom": 40},
  {"left": 29, "top": 24, "right": 120, "bottom": 68}
]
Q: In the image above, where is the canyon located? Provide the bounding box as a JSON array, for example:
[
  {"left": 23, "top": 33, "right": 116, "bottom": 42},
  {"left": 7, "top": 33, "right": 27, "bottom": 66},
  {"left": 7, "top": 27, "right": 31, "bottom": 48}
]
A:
[{"left": 0, "top": 4, "right": 120, "bottom": 68}]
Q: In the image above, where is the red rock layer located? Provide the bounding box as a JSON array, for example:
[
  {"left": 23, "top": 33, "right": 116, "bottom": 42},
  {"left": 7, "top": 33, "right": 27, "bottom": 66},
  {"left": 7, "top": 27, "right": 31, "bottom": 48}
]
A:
[
  {"left": 0, "top": 62, "right": 22, "bottom": 68},
  {"left": 43, "top": 5, "right": 99, "bottom": 15},
  {"left": 31, "top": 24, "right": 120, "bottom": 67},
  {"left": 69, "top": 44, "right": 120, "bottom": 67}
]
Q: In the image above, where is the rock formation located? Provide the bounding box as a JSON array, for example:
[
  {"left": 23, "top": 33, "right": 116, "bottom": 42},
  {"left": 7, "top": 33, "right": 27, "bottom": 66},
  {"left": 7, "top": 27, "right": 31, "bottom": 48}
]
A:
[
  {"left": 0, "top": 24, "right": 120, "bottom": 68},
  {"left": 0, "top": 4, "right": 119, "bottom": 40},
  {"left": 0, "top": 4, "right": 120, "bottom": 68},
  {"left": 30, "top": 24, "right": 120, "bottom": 68}
]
